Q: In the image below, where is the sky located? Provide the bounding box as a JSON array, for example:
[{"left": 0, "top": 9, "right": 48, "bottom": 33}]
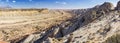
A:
[{"left": 0, "top": 0, "right": 119, "bottom": 9}]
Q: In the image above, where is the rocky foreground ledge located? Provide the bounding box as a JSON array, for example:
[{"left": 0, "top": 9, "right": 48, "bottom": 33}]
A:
[{"left": 0, "top": 1, "right": 120, "bottom": 43}]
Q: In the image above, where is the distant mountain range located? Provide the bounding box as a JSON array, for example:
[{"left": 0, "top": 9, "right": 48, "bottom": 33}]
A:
[{"left": 0, "top": 5, "right": 12, "bottom": 9}]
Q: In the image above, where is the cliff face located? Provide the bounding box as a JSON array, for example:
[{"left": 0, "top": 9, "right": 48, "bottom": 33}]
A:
[
  {"left": 63, "top": 11, "right": 120, "bottom": 43},
  {"left": 0, "top": 1, "right": 120, "bottom": 43},
  {"left": 115, "top": 1, "right": 120, "bottom": 10}
]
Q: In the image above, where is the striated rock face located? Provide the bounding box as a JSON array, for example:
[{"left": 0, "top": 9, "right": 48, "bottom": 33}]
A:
[
  {"left": 0, "top": 9, "right": 72, "bottom": 42},
  {"left": 115, "top": 1, "right": 120, "bottom": 10},
  {"left": 79, "top": 2, "right": 114, "bottom": 26},
  {"left": 103, "top": 33, "right": 120, "bottom": 43},
  {"left": 99, "top": 2, "right": 114, "bottom": 10},
  {"left": 62, "top": 11, "right": 120, "bottom": 43},
  {"left": 1, "top": 1, "right": 120, "bottom": 43},
  {"left": 93, "top": 2, "right": 113, "bottom": 11}
]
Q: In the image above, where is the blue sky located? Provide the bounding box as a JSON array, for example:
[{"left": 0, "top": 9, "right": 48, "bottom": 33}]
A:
[{"left": 0, "top": 0, "right": 119, "bottom": 9}]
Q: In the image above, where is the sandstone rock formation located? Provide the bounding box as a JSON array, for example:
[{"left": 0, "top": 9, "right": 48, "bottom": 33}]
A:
[
  {"left": 99, "top": 2, "right": 114, "bottom": 11},
  {"left": 103, "top": 33, "right": 120, "bottom": 43},
  {"left": 79, "top": 2, "right": 114, "bottom": 26},
  {"left": 0, "top": 41, "right": 8, "bottom": 43},
  {"left": 0, "top": 1, "right": 120, "bottom": 43},
  {"left": 62, "top": 11, "right": 120, "bottom": 43},
  {"left": 0, "top": 9, "right": 72, "bottom": 43}
]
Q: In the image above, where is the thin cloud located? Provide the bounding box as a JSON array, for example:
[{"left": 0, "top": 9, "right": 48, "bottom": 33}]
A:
[
  {"left": 12, "top": 0, "right": 16, "bottom": 3},
  {"left": 55, "top": 1, "right": 67, "bottom": 5}
]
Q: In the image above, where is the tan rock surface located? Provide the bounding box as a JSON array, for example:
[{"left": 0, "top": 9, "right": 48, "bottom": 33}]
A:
[
  {"left": 0, "top": 1, "right": 120, "bottom": 43},
  {"left": 0, "top": 9, "right": 72, "bottom": 42}
]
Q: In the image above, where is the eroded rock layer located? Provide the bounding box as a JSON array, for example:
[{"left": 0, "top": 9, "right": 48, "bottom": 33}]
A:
[{"left": 0, "top": 1, "right": 120, "bottom": 43}]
